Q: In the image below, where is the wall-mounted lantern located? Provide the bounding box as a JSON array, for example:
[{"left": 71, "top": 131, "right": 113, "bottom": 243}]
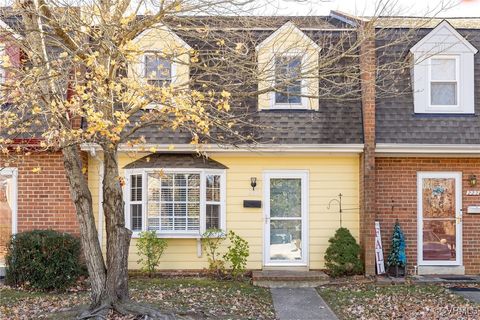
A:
[
  {"left": 469, "top": 175, "right": 477, "bottom": 187},
  {"left": 250, "top": 177, "right": 257, "bottom": 191}
]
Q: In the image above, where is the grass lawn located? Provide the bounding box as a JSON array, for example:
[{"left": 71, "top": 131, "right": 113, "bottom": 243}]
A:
[
  {"left": 0, "top": 277, "right": 275, "bottom": 319},
  {"left": 319, "top": 282, "right": 480, "bottom": 320}
]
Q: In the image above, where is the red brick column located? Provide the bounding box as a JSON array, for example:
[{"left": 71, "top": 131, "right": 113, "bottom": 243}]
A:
[{"left": 359, "top": 22, "right": 377, "bottom": 275}]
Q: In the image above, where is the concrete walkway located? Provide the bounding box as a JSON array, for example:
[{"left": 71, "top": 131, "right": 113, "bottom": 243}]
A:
[
  {"left": 271, "top": 287, "right": 338, "bottom": 320},
  {"left": 450, "top": 287, "right": 480, "bottom": 303}
]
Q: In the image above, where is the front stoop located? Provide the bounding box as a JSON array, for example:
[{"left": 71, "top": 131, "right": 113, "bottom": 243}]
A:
[
  {"left": 252, "top": 270, "right": 330, "bottom": 288},
  {"left": 413, "top": 274, "right": 480, "bottom": 284}
]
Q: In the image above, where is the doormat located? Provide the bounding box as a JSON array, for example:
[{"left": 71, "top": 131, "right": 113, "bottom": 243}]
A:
[
  {"left": 440, "top": 276, "right": 475, "bottom": 281},
  {"left": 450, "top": 287, "right": 480, "bottom": 292}
]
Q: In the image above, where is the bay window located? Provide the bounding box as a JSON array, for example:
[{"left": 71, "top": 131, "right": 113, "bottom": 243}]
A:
[{"left": 125, "top": 169, "right": 226, "bottom": 237}]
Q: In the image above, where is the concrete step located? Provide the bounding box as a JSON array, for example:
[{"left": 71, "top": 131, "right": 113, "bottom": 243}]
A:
[{"left": 252, "top": 270, "right": 330, "bottom": 288}]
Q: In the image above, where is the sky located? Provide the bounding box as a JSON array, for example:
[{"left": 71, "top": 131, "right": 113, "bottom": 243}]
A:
[{"left": 255, "top": 0, "right": 480, "bottom": 17}]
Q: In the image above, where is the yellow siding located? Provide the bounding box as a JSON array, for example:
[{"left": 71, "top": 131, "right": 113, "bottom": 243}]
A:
[{"left": 88, "top": 153, "right": 360, "bottom": 270}]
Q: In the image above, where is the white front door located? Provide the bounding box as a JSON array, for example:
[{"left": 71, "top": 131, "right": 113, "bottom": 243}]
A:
[
  {"left": 263, "top": 171, "right": 308, "bottom": 267},
  {"left": 417, "top": 172, "right": 462, "bottom": 266}
]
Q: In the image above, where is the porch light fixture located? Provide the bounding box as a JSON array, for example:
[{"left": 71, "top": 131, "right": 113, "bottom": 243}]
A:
[
  {"left": 469, "top": 175, "right": 477, "bottom": 187},
  {"left": 250, "top": 177, "right": 257, "bottom": 191}
]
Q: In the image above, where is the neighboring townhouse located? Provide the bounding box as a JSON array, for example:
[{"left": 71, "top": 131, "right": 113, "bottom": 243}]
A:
[
  {"left": 0, "top": 17, "right": 81, "bottom": 273},
  {"left": 370, "top": 18, "right": 480, "bottom": 275},
  {"left": 2, "top": 10, "right": 480, "bottom": 277}
]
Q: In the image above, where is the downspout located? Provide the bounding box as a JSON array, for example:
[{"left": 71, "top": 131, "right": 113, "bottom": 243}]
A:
[{"left": 88, "top": 146, "right": 104, "bottom": 249}]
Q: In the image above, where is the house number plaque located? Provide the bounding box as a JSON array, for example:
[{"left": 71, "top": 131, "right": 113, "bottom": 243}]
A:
[{"left": 466, "top": 190, "right": 480, "bottom": 196}]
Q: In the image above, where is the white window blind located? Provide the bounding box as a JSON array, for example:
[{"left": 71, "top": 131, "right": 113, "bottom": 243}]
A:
[{"left": 430, "top": 58, "right": 458, "bottom": 106}]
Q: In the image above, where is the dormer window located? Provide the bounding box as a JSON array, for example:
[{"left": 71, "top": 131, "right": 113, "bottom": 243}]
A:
[
  {"left": 256, "top": 21, "right": 320, "bottom": 111},
  {"left": 275, "top": 55, "right": 302, "bottom": 105},
  {"left": 410, "top": 21, "right": 477, "bottom": 114},
  {"left": 429, "top": 56, "right": 458, "bottom": 107},
  {"left": 144, "top": 54, "right": 172, "bottom": 87},
  {"left": 131, "top": 24, "right": 192, "bottom": 95}
]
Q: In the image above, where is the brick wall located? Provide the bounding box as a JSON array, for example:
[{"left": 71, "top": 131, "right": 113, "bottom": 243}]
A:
[
  {"left": 1, "top": 152, "right": 81, "bottom": 235},
  {"left": 376, "top": 157, "right": 480, "bottom": 274}
]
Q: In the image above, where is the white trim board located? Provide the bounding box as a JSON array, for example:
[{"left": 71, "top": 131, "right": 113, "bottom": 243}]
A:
[
  {"left": 81, "top": 143, "right": 365, "bottom": 154},
  {"left": 255, "top": 21, "right": 321, "bottom": 51},
  {"left": 376, "top": 144, "right": 480, "bottom": 155},
  {"left": 410, "top": 20, "right": 477, "bottom": 54}
]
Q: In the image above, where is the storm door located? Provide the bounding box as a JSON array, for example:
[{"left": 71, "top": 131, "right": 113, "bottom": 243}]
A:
[
  {"left": 417, "top": 172, "right": 462, "bottom": 266},
  {"left": 264, "top": 171, "right": 308, "bottom": 266}
]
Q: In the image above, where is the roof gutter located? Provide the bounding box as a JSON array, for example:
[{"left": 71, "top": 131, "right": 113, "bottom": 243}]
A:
[
  {"left": 81, "top": 143, "right": 365, "bottom": 154},
  {"left": 329, "top": 10, "right": 370, "bottom": 27},
  {"left": 376, "top": 143, "right": 480, "bottom": 155}
]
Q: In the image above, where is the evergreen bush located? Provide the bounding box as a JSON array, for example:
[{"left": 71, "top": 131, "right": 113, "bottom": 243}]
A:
[
  {"left": 386, "top": 221, "right": 407, "bottom": 277},
  {"left": 324, "top": 227, "right": 363, "bottom": 277},
  {"left": 5, "top": 230, "right": 83, "bottom": 291}
]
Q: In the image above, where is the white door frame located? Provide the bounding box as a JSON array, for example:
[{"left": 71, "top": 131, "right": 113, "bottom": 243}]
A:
[
  {"left": 417, "top": 172, "right": 462, "bottom": 266},
  {"left": 263, "top": 170, "right": 309, "bottom": 267},
  {"left": 1, "top": 168, "right": 18, "bottom": 236}
]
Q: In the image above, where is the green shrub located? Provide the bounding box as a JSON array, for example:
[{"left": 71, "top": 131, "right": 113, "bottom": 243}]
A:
[
  {"left": 5, "top": 229, "right": 83, "bottom": 291},
  {"left": 201, "top": 228, "right": 226, "bottom": 277},
  {"left": 136, "top": 231, "right": 168, "bottom": 277},
  {"left": 324, "top": 227, "right": 363, "bottom": 277},
  {"left": 223, "top": 230, "right": 249, "bottom": 279}
]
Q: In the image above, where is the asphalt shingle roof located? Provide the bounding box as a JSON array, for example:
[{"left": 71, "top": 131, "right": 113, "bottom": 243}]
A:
[
  {"left": 376, "top": 28, "right": 480, "bottom": 144},
  {"left": 123, "top": 153, "right": 228, "bottom": 169}
]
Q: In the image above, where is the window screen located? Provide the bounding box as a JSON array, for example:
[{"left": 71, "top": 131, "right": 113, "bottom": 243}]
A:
[{"left": 430, "top": 58, "right": 457, "bottom": 106}]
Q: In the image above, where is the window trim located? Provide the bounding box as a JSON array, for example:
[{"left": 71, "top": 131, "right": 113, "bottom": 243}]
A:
[
  {"left": 270, "top": 52, "right": 308, "bottom": 110},
  {"left": 124, "top": 168, "right": 226, "bottom": 238},
  {"left": 427, "top": 55, "right": 460, "bottom": 112}
]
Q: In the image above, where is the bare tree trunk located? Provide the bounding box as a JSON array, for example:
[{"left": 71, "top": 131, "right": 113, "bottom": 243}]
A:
[
  {"left": 62, "top": 146, "right": 107, "bottom": 307},
  {"left": 102, "top": 146, "right": 131, "bottom": 304}
]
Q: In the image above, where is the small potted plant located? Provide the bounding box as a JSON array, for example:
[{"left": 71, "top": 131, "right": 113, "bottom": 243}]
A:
[{"left": 386, "top": 220, "right": 406, "bottom": 277}]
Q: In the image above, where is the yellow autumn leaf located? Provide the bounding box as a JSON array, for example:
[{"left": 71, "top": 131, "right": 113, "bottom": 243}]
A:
[
  {"left": 149, "top": 147, "right": 157, "bottom": 153},
  {"left": 32, "top": 167, "right": 41, "bottom": 173},
  {"left": 168, "top": 145, "right": 175, "bottom": 150}
]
